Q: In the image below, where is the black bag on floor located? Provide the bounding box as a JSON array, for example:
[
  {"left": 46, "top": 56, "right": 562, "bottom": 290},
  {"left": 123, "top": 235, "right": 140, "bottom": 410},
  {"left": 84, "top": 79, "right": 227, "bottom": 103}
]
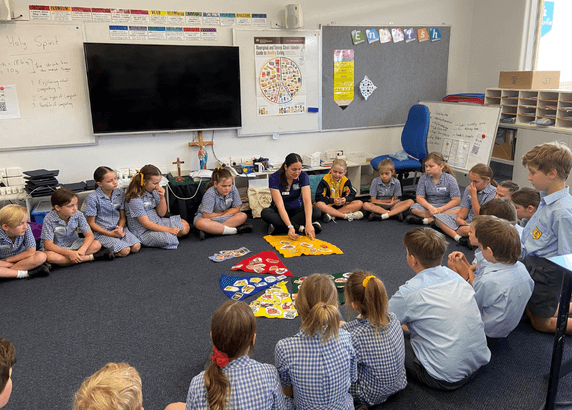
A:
[{"left": 166, "top": 174, "right": 209, "bottom": 223}]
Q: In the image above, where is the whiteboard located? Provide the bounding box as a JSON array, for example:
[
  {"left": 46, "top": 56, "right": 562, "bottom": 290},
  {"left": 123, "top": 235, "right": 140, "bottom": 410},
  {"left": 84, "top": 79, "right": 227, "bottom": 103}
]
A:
[
  {"left": 0, "top": 22, "right": 95, "bottom": 150},
  {"left": 420, "top": 101, "right": 501, "bottom": 174},
  {"left": 233, "top": 29, "right": 320, "bottom": 137}
]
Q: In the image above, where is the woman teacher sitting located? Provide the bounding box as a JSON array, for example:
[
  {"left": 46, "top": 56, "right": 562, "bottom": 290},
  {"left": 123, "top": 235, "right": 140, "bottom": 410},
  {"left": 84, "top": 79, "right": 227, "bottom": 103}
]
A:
[{"left": 261, "top": 153, "right": 322, "bottom": 240}]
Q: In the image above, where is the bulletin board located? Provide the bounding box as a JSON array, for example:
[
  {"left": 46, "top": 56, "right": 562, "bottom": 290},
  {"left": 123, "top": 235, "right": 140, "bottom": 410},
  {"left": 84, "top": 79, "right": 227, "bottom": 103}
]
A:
[
  {"left": 233, "top": 28, "right": 320, "bottom": 137},
  {"left": 321, "top": 25, "right": 450, "bottom": 130},
  {"left": 420, "top": 101, "right": 501, "bottom": 174},
  {"left": 0, "top": 22, "right": 95, "bottom": 150}
]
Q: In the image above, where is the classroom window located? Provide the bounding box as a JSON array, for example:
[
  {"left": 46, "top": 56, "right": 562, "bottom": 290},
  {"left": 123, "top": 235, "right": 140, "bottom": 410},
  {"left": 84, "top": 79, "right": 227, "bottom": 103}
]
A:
[{"left": 534, "top": 0, "right": 572, "bottom": 89}]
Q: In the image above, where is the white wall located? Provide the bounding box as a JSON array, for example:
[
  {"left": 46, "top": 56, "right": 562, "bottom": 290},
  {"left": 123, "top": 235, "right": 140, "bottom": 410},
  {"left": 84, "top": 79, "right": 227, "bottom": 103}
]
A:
[{"left": 1, "top": 0, "right": 530, "bottom": 183}]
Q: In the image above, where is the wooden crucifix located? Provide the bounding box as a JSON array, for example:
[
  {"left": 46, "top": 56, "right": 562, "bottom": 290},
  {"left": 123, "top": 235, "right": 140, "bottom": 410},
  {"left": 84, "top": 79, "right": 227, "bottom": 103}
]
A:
[
  {"left": 188, "top": 131, "right": 213, "bottom": 170},
  {"left": 172, "top": 157, "right": 184, "bottom": 182}
]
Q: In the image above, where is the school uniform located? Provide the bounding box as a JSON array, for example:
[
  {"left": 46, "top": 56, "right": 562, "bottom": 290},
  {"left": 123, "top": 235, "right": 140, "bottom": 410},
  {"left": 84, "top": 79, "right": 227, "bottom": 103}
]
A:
[
  {"left": 521, "top": 187, "right": 572, "bottom": 317},
  {"left": 342, "top": 313, "right": 407, "bottom": 406},
  {"left": 315, "top": 173, "right": 357, "bottom": 207},
  {"left": 185, "top": 355, "right": 288, "bottom": 410},
  {"left": 389, "top": 265, "right": 490, "bottom": 389},
  {"left": 125, "top": 190, "right": 183, "bottom": 250},
  {"left": 410, "top": 173, "right": 461, "bottom": 212},
  {"left": 0, "top": 224, "right": 36, "bottom": 259},
  {"left": 434, "top": 183, "right": 496, "bottom": 230},
  {"left": 369, "top": 176, "right": 402, "bottom": 210},
  {"left": 193, "top": 185, "right": 242, "bottom": 226},
  {"left": 473, "top": 260, "right": 534, "bottom": 338},
  {"left": 261, "top": 171, "right": 320, "bottom": 232},
  {"left": 84, "top": 188, "right": 140, "bottom": 253},
  {"left": 275, "top": 328, "right": 357, "bottom": 410},
  {"left": 40, "top": 210, "right": 91, "bottom": 250}
]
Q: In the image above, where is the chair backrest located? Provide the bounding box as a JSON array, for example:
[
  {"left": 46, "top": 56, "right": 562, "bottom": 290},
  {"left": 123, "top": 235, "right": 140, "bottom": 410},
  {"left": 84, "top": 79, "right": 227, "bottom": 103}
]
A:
[{"left": 401, "top": 104, "right": 429, "bottom": 162}]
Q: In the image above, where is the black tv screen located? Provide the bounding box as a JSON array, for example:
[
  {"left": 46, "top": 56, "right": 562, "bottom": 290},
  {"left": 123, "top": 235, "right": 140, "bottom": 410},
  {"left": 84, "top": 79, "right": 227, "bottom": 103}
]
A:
[{"left": 84, "top": 43, "right": 241, "bottom": 134}]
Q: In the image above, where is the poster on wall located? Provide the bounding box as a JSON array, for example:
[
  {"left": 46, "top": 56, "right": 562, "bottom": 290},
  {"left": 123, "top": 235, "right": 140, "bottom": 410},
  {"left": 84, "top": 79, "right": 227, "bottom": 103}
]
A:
[{"left": 254, "top": 37, "right": 306, "bottom": 116}]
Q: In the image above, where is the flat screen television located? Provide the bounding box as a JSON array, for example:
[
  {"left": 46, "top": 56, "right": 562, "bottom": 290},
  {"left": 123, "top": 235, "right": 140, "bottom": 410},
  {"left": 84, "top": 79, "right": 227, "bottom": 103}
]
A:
[{"left": 84, "top": 43, "right": 241, "bottom": 135}]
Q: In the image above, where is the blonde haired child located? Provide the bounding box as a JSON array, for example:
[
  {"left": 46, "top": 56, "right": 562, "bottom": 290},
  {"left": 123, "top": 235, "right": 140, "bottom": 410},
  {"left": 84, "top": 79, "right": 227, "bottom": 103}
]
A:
[
  {"left": 85, "top": 166, "right": 141, "bottom": 257},
  {"left": 0, "top": 204, "right": 49, "bottom": 279},
  {"left": 363, "top": 158, "right": 414, "bottom": 221},
  {"left": 342, "top": 271, "right": 406, "bottom": 408},
  {"left": 72, "top": 363, "right": 143, "bottom": 410},
  {"left": 314, "top": 159, "right": 364, "bottom": 222},
  {"left": 407, "top": 152, "right": 461, "bottom": 225},
  {"left": 124, "top": 164, "right": 190, "bottom": 249},
  {"left": 434, "top": 163, "right": 497, "bottom": 247},
  {"left": 42, "top": 189, "right": 114, "bottom": 266},
  {"left": 166, "top": 300, "right": 287, "bottom": 410},
  {"left": 275, "top": 274, "right": 357, "bottom": 409},
  {"left": 194, "top": 167, "right": 253, "bottom": 241}
]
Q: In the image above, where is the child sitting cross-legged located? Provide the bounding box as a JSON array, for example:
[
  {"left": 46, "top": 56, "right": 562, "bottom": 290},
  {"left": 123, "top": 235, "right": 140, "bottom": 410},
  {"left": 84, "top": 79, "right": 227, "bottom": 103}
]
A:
[
  {"left": 0, "top": 204, "right": 49, "bottom": 279},
  {"left": 389, "top": 227, "right": 490, "bottom": 390},
  {"left": 314, "top": 159, "right": 364, "bottom": 223},
  {"left": 449, "top": 216, "right": 534, "bottom": 339},
  {"left": 342, "top": 271, "right": 407, "bottom": 409}
]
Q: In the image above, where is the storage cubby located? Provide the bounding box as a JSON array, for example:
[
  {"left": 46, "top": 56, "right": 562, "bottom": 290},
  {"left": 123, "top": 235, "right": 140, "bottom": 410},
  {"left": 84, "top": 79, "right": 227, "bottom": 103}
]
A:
[{"left": 486, "top": 88, "right": 572, "bottom": 130}]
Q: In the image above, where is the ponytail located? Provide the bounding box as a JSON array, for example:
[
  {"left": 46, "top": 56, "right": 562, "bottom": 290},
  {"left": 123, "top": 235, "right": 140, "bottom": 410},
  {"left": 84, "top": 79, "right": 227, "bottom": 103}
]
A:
[
  {"left": 204, "top": 301, "right": 256, "bottom": 410},
  {"left": 301, "top": 303, "right": 340, "bottom": 343},
  {"left": 206, "top": 167, "right": 233, "bottom": 190},
  {"left": 424, "top": 152, "right": 456, "bottom": 178},
  {"left": 124, "top": 164, "right": 161, "bottom": 202},
  {"left": 345, "top": 271, "right": 390, "bottom": 334}
]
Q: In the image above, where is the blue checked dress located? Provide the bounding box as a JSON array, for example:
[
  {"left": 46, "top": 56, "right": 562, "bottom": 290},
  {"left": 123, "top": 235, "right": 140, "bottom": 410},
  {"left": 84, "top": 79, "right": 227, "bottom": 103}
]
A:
[
  {"left": 193, "top": 185, "right": 242, "bottom": 226},
  {"left": 84, "top": 188, "right": 140, "bottom": 253},
  {"left": 0, "top": 224, "right": 36, "bottom": 259},
  {"left": 125, "top": 190, "right": 183, "bottom": 250},
  {"left": 40, "top": 210, "right": 91, "bottom": 250},
  {"left": 434, "top": 183, "right": 496, "bottom": 230},
  {"left": 275, "top": 328, "right": 357, "bottom": 410},
  {"left": 342, "top": 313, "right": 407, "bottom": 406},
  {"left": 185, "top": 355, "right": 289, "bottom": 410},
  {"left": 410, "top": 173, "right": 461, "bottom": 212}
]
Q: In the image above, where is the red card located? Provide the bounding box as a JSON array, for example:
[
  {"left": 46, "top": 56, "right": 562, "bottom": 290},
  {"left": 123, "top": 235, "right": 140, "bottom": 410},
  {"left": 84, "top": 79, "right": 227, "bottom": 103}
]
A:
[{"left": 231, "top": 250, "right": 292, "bottom": 277}]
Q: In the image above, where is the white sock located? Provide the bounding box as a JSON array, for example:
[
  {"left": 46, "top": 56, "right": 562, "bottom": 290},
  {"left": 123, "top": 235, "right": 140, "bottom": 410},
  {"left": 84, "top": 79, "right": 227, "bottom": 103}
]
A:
[
  {"left": 344, "top": 213, "right": 350, "bottom": 220},
  {"left": 17, "top": 270, "right": 29, "bottom": 278},
  {"left": 454, "top": 234, "right": 462, "bottom": 242},
  {"left": 381, "top": 213, "right": 389, "bottom": 220},
  {"left": 423, "top": 218, "right": 430, "bottom": 224},
  {"left": 89, "top": 254, "right": 95, "bottom": 261},
  {"left": 222, "top": 226, "right": 237, "bottom": 235},
  {"left": 299, "top": 226, "right": 305, "bottom": 233}
]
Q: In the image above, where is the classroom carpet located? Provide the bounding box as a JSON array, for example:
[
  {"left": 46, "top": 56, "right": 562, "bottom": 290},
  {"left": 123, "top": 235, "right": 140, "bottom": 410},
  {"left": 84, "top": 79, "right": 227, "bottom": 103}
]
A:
[{"left": 1, "top": 216, "right": 572, "bottom": 410}]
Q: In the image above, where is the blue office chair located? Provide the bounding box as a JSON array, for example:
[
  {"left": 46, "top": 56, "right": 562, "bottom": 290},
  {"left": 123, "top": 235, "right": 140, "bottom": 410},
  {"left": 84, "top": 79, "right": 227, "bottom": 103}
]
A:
[{"left": 370, "top": 104, "right": 429, "bottom": 189}]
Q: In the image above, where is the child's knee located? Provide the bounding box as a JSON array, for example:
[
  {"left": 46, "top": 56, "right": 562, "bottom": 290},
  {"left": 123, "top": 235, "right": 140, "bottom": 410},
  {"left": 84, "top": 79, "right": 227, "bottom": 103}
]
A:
[
  {"left": 92, "top": 240, "right": 102, "bottom": 252},
  {"left": 35, "top": 251, "right": 48, "bottom": 264},
  {"left": 530, "top": 315, "right": 556, "bottom": 333},
  {"left": 131, "top": 243, "right": 141, "bottom": 253},
  {"left": 117, "top": 248, "right": 130, "bottom": 257}
]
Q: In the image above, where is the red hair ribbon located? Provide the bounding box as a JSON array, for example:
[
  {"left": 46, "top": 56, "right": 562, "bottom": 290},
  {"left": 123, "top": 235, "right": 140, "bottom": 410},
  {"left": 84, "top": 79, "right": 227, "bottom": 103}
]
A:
[{"left": 212, "top": 346, "right": 229, "bottom": 368}]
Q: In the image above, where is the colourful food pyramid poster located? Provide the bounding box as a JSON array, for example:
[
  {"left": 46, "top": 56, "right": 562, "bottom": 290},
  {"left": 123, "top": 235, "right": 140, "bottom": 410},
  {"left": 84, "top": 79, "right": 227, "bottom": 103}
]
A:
[
  {"left": 292, "top": 272, "right": 353, "bottom": 304},
  {"left": 263, "top": 235, "right": 343, "bottom": 258},
  {"left": 250, "top": 281, "right": 298, "bottom": 319},
  {"left": 231, "top": 250, "right": 292, "bottom": 276}
]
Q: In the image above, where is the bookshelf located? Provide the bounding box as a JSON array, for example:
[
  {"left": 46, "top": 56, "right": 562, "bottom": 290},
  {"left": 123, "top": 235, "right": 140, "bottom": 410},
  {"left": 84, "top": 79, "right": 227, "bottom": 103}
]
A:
[{"left": 485, "top": 88, "right": 572, "bottom": 129}]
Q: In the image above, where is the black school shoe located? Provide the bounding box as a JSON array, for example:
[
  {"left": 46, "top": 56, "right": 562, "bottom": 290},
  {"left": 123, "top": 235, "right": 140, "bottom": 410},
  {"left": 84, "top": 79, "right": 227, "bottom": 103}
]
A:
[
  {"left": 405, "top": 215, "right": 424, "bottom": 225},
  {"left": 458, "top": 237, "right": 474, "bottom": 250},
  {"left": 27, "top": 264, "right": 50, "bottom": 279},
  {"left": 236, "top": 223, "right": 254, "bottom": 234},
  {"left": 93, "top": 248, "right": 115, "bottom": 261},
  {"left": 369, "top": 213, "right": 382, "bottom": 221},
  {"left": 312, "top": 222, "right": 322, "bottom": 234}
]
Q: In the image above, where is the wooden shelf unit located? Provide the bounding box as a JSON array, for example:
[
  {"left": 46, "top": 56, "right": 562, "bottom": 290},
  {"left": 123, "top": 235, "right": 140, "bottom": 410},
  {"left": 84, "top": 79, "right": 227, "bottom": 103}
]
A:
[{"left": 486, "top": 88, "right": 572, "bottom": 129}]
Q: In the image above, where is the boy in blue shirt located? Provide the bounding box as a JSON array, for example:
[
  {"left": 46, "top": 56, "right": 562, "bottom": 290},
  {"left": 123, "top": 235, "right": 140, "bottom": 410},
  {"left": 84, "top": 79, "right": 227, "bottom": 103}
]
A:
[
  {"left": 389, "top": 227, "right": 490, "bottom": 390},
  {"left": 471, "top": 215, "right": 534, "bottom": 338},
  {"left": 521, "top": 142, "right": 572, "bottom": 334}
]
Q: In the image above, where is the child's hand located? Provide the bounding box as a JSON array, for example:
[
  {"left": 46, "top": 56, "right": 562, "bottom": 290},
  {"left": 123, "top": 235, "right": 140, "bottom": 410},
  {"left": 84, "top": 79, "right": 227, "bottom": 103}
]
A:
[
  {"left": 156, "top": 185, "right": 165, "bottom": 197},
  {"left": 110, "top": 226, "right": 125, "bottom": 238},
  {"left": 287, "top": 227, "right": 299, "bottom": 241},
  {"left": 69, "top": 251, "right": 82, "bottom": 264},
  {"left": 333, "top": 197, "right": 343, "bottom": 206},
  {"left": 468, "top": 182, "right": 477, "bottom": 197},
  {"left": 167, "top": 226, "right": 180, "bottom": 235},
  {"left": 429, "top": 205, "right": 439, "bottom": 215}
]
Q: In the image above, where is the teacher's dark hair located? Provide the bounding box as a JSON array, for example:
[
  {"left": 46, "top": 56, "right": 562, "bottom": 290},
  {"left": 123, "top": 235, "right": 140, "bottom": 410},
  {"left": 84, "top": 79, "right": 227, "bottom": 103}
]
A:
[{"left": 279, "top": 153, "right": 303, "bottom": 191}]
